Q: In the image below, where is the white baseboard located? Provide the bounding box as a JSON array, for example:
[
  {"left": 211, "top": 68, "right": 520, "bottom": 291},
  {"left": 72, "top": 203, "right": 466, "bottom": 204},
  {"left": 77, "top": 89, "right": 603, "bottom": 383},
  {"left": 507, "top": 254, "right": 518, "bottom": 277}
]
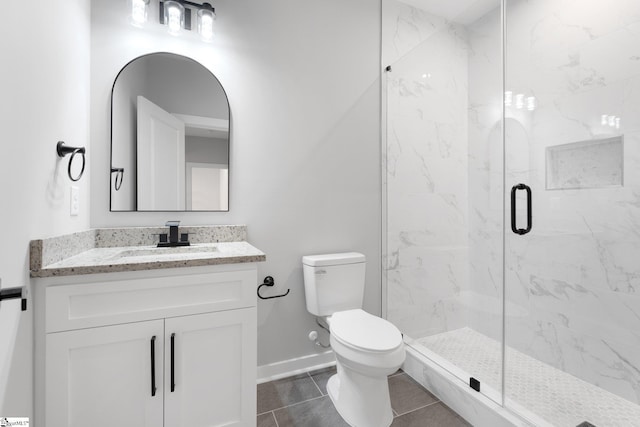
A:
[{"left": 257, "top": 350, "right": 336, "bottom": 384}]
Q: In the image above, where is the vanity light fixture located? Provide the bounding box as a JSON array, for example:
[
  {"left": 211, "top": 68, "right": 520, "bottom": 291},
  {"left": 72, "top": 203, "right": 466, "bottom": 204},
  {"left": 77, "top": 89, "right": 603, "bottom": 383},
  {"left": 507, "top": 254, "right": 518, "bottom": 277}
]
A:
[{"left": 158, "top": 1, "right": 216, "bottom": 41}]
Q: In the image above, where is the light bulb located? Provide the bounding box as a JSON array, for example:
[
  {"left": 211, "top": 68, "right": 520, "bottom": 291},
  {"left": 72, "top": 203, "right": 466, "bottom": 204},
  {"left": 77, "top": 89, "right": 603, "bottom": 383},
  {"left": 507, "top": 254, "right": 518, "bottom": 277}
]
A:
[
  {"left": 130, "top": 0, "right": 149, "bottom": 27},
  {"left": 515, "top": 93, "right": 524, "bottom": 109},
  {"left": 197, "top": 6, "right": 215, "bottom": 42},
  {"left": 164, "top": 1, "right": 185, "bottom": 35}
]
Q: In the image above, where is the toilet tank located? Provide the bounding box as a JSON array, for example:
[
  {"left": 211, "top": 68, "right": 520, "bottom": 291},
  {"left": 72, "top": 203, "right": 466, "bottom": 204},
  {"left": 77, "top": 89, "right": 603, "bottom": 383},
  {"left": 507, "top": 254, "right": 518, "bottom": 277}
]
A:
[{"left": 302, "top": 252, "right": 366, "bottom": 316}]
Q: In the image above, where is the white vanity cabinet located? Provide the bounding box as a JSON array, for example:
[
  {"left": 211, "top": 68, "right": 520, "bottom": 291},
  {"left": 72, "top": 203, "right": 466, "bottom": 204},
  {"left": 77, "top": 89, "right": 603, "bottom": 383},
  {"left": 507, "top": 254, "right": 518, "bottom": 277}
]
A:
[
  {"left": 46, "top": 319, "right": 166, "bottom": 427},
  {"left": 34, "top": 263, "right": 258, "bottom": 427}
]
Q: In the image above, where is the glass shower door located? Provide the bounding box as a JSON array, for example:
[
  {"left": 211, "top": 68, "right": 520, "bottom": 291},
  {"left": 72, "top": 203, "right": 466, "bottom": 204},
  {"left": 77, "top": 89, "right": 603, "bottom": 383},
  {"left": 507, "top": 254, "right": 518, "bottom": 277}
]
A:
[
  {"left": 504, "top": 0, "right": 640, "bottom": 425},
  {"left": 382, "top": 0, "right": 504, "bottom": 405}
]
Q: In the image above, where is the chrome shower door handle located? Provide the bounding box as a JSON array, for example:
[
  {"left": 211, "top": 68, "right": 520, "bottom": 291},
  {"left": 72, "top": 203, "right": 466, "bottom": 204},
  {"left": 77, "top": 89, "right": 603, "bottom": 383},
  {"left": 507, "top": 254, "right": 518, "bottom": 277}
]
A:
[{"left": 511, "top": 183, "right": 532, "bottom": 235}]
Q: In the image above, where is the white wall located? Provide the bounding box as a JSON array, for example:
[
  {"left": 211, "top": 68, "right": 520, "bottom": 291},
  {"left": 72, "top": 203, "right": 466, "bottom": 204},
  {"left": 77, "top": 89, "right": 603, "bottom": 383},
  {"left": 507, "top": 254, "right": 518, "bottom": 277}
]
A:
[
  {"left": 91, "top": 0, "right": 381, "bottom": 368},
  {"left": 0, "top": 0, "right": 91, "bottom": 417}
]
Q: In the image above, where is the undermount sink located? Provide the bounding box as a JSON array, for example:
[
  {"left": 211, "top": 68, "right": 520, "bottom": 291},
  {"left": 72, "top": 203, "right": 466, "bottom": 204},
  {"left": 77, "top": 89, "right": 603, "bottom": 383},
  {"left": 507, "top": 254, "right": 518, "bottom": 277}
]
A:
[{"left": 112, "top": 245, "right": 219, "bottom": 259}]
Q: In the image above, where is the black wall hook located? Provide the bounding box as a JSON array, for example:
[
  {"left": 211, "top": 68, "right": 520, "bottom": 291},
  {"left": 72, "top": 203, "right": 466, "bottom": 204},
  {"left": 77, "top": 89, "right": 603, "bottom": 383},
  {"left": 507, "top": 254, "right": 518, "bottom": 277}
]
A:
[
  {"left": 257, "top": 276, "right": 290, "bottom": 300},
  {"left": 57, "top": 141, "right": 86, "bottom": 182}
]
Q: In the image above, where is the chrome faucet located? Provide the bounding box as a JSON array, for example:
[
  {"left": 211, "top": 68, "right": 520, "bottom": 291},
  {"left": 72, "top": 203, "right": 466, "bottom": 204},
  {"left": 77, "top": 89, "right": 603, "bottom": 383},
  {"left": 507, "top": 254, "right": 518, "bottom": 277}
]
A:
[{"left": 157, "top": 221, "right": 190, "bottom": 247}]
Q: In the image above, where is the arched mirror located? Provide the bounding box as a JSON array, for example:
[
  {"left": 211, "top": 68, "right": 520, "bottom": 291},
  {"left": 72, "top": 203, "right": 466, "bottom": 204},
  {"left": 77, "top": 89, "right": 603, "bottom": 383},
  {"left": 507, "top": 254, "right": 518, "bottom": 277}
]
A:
[{"left": 110, "top": 53, "right": 230, "bottom": 211}]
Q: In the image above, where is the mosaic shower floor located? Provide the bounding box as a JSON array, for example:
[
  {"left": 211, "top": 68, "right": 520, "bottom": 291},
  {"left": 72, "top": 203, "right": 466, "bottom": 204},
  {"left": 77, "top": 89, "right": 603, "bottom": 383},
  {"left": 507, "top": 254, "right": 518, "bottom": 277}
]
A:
[{"left": 417, "top": 327, "right": 640, "bottom": 427}]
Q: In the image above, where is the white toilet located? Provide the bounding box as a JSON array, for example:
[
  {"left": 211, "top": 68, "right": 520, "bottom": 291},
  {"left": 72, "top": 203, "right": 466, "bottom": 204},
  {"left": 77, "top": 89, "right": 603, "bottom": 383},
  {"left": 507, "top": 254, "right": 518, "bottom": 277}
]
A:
[{"left": 302, "top": 252, "right": 405, "bottom": 427}]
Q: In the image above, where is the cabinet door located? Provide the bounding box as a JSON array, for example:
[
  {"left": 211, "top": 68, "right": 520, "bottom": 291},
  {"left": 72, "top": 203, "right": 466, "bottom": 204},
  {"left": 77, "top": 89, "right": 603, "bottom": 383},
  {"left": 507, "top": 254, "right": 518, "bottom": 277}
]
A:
[
  {"left": 164, "top": 308, "right": 257, "bottom": 427},
  {"left": 46, "top": 320, "right": 165, "bottom": 427}
]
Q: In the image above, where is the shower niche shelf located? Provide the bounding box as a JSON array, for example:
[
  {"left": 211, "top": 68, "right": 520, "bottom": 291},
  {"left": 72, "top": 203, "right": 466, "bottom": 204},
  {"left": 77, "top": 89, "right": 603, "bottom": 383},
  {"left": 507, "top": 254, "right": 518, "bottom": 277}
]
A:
[{"left": 545, "top": 136, "right": 623, "bottom": 190}]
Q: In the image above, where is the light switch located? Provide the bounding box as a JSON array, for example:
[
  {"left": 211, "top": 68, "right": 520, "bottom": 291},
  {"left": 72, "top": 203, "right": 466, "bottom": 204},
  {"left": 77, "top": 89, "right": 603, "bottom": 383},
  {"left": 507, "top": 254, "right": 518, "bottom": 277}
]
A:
[{"left": 70, "top": 186, "right": 80, "bottom": 216}]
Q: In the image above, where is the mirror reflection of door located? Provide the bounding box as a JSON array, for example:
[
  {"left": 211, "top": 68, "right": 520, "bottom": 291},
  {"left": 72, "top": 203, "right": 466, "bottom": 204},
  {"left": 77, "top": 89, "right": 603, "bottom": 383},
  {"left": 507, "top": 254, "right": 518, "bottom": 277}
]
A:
[
  {"left": 110, "top": 53, "right": 230, "bottom": 212},
  {"left": 178, "top": 113, "right": 230, "bottom": 211},
  {"left": 137, "top": 95, "right": 186, "bottom": 210}
]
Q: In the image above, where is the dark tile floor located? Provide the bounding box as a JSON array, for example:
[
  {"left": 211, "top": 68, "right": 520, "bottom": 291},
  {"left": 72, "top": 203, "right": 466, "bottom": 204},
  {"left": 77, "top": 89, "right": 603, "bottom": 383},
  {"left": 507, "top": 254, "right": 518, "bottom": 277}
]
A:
[{"left": 257, "top": 367, "right": 471, "bottom": 427}]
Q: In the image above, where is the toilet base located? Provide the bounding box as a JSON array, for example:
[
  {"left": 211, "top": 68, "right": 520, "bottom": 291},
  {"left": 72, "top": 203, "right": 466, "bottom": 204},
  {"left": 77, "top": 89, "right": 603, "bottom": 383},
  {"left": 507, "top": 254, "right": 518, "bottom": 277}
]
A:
[{"left": 326, "top": 366, "right": 394, "bottom": 427}]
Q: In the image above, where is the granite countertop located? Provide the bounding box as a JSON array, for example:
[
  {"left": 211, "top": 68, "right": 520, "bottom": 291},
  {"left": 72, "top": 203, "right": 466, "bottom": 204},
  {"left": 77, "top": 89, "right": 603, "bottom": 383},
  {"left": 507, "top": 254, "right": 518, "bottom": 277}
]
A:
[{"left": 30, "top": 226, "right": 266, "bottom": 278}]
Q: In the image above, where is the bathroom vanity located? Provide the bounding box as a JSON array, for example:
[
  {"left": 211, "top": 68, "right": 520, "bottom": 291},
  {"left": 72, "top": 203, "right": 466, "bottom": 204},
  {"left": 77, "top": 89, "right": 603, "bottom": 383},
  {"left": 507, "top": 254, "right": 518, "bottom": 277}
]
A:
[{"left": 30, "top": 226, "right": 265, "bottom": 427}]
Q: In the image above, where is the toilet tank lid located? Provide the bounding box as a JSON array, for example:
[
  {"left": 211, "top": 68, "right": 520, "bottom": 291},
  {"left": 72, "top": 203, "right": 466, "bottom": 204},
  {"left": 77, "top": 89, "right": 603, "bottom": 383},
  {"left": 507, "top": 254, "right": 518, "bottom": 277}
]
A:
[{"left": 302, "top": 252, "right": 365, "bottom": 267}]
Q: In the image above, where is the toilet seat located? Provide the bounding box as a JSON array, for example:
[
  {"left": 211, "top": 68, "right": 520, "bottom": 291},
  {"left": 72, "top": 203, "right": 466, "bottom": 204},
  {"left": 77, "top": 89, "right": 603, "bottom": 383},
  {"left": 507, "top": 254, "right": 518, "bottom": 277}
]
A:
[{"left": 330, "top": 309, "right": 402, "bottom": 353}]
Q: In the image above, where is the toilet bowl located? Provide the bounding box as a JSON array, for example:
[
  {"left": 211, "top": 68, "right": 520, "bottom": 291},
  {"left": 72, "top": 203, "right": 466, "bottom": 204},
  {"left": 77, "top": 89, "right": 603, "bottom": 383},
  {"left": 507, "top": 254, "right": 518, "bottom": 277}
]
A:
[
  {"left": 302, "top": 252, "right": 405, "bottom": 427},
  {"left": 326, "top": 309, "right": 405, "bottom": 427}
]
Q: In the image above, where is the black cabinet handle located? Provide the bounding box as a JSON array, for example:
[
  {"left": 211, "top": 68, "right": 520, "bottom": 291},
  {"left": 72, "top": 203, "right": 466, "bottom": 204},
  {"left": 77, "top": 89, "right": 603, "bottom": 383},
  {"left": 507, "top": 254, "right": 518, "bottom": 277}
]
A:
[
  {"left": 150, "top": 336, "right": 157, "bottom": 397},
  {"left": 511, "top": 183, "right": 532, "bottom": 235},
  {"left": 171, "top": 333, "right": 176, "bottom": 392}
]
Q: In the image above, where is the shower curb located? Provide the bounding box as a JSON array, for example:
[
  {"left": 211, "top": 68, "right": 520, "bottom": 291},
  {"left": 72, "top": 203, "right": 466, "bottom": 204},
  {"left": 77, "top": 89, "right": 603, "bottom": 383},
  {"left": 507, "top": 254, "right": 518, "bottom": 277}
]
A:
[{"left": 402, "top": 346, "right": 540, "bottom": 427}]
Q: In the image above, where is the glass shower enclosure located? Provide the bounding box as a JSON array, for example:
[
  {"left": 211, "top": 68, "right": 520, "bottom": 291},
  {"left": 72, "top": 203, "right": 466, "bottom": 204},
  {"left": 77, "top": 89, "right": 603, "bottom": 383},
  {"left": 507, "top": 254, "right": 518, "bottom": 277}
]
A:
[{"left": 383, "top": 1, "right": 640, "bottom": 425}]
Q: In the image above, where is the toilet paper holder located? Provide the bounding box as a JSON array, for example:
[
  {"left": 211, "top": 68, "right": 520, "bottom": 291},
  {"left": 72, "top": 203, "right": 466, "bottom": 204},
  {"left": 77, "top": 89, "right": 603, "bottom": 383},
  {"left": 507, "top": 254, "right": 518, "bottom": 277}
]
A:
[{"left": 257, "top": 276, "right": 290, "bottom": 300}]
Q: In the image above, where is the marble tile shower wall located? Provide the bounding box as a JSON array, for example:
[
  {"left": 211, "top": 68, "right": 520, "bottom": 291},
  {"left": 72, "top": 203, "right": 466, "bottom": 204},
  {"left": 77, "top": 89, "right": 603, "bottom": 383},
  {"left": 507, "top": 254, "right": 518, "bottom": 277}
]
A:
[
  {"left": 385, "top": 2, "right": 473, "bottom": 339},
  {"left": 466, "top": 7, "right": 504, "bottom": 345},
  {"left": 501, "top": 0, "right": 640, "bottom": 406}
]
